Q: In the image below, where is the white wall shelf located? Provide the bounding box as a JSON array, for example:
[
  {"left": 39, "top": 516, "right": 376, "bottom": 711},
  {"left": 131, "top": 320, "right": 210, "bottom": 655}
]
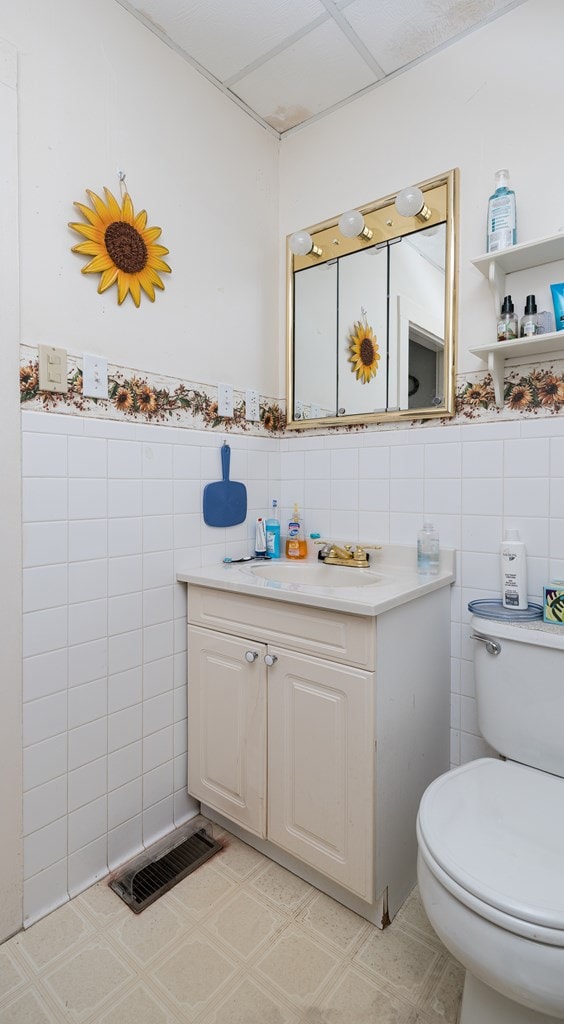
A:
[
  {"left": 469, "top": 333, "right": 564, "bottom": 408},
  {"left": 470, "top": 233, "right": 564, "bottom": 407}
]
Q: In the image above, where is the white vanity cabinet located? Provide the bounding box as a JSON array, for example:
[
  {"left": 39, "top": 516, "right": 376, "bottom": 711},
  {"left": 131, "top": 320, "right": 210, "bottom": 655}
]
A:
[{"left": 185, "top": 577, "right": 451, "bottom": 925}]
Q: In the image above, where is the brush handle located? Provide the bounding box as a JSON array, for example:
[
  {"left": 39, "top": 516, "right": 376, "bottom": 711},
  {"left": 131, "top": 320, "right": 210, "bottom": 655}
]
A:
[{"left": 221, "top": 443, "right": 231, "bottom": 481}]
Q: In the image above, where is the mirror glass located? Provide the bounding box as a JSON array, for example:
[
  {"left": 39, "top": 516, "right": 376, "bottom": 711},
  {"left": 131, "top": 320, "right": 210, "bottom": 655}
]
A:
[{"left": 287, "top": 170, "right": 458, "bottom": 429}]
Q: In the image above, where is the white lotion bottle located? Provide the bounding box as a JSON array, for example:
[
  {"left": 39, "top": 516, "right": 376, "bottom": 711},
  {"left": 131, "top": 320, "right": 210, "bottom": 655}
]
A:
[{"left": 500, "top": 529, "right": 528, "bottom": 609}]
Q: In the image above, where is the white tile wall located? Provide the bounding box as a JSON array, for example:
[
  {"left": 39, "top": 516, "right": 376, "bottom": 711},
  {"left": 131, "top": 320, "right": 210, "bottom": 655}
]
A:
[
  {"left": 20, "top": 411, "right": 281, "bottom": 925},
  {"left": 21, "top": 407, "right": 563, "bottom": 925}
]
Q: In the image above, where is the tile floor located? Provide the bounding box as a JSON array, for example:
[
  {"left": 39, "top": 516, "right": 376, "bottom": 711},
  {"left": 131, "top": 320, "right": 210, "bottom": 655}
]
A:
[{"left": 0, "top": 829, "right": 464, "bottom": 1023}]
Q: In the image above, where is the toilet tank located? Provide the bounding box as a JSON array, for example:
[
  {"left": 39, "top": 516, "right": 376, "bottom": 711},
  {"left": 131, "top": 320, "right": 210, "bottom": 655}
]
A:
[{"left": 470, "top": 615, "right": 564, "bottom": 778}]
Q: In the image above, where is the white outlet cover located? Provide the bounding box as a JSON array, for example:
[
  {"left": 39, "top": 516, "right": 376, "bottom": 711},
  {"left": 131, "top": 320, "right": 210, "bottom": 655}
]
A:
[
  {"left": 218, "top": 382, "right": 234, "bottom": 417},
  {"left": 245, "top": 388, "right": 260, "bottom": 421},
  {"left": 83, "top": 353, "right": 109, "bottom": 399}
]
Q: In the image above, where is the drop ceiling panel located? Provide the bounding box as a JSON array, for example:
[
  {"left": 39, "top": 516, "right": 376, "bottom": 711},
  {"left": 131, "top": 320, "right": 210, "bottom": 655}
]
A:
[
  {"left": 116, "top": 0, "right": 527, "bottom": 134},
  {"left": 125, "top": 0, "right": 327, "bottom": 81},
  {"left": 342, "top": 0, "right": 522, "bottom": 75},
  {"left": 231, "top": 18, "right": 378, "bottom": 132}
]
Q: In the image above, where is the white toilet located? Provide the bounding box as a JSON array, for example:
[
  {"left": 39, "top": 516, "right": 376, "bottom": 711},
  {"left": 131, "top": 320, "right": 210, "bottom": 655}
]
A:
[{"left": 417, "top": 615, "right": 564, "bottom": 1024}]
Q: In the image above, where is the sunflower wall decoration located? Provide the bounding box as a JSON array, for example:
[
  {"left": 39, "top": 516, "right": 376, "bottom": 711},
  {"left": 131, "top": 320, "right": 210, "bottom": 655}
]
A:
[
  {"left": 348, "top": 308, "right": 380, "bottom": 384},
  {"left": 69, "top": 184, "right": 171, "bottom": 307}
]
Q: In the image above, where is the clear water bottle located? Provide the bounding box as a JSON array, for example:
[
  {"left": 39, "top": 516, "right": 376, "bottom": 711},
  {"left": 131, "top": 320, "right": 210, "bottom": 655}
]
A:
[{"left": 417, "top": 522, "right": 440, "bottom": 576}]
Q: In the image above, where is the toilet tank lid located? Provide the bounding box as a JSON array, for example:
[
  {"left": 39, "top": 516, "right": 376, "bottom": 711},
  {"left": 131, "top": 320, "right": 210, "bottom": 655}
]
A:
[
  {"left": 418, "top": 758, "right": 564, "bottom": 933},
  {"left": 471, "top": 615, "right": 564, "bottom": 649}
]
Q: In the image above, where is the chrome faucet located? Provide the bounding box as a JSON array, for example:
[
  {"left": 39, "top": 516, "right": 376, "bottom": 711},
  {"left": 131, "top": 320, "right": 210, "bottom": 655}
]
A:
[{"left": 315, "top": 540, "right": 381, "bottom": 567}]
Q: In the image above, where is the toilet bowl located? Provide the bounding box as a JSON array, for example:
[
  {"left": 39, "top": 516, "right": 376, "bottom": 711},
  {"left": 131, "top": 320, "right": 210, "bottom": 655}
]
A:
[
  {"left": 417, "top": 758, "right": 564, "bottom": 1022},
  {"left": 417, "top": 618, "right": 564, "bottom": 1024}
]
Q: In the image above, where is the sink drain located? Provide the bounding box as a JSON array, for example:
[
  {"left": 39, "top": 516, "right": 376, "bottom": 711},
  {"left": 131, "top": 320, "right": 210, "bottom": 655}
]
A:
[{"left": 110, "top": 826, "right": 223, "bottom": 913}]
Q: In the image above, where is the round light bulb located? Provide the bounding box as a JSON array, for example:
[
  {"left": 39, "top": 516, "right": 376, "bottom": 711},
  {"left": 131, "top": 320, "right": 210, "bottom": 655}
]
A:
[
  {"left": 289, "top": 230, "right": 314, "bottom": 256},
  {"left": 395, "top": 185, "right": 425, "bottom": 218},
  {"left": 338, "top": 209, "right": 365, "bottom": 238}
]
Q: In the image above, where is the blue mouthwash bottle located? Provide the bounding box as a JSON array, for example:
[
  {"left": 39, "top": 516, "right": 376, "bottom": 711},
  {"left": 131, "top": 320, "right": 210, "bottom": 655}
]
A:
[{"left": 487, "top": 169, "right": 517, "bottom": 253}]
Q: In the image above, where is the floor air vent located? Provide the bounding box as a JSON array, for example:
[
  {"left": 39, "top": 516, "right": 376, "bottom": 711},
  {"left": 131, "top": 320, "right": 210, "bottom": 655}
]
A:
[{"left": 109, "top": 826, "right": 223, "bottom": 913}]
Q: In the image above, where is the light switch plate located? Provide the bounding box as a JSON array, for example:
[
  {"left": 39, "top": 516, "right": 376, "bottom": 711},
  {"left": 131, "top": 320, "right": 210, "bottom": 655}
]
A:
[
  {"left": 218, "top": 382, "right": 234, "bottom": 417},
  {"left": 245, "top": 388, "right": 260, "bottom": 421},
  {"left": 38, "top": 345, "right": 68, "bottom": 393},
  {"left": 82, "top": 353, "right": 109, "bottom": 399}
]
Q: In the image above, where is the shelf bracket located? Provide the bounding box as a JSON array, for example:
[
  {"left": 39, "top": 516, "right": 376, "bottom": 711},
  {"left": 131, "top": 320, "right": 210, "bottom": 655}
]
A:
[
  {"left": 487, "top": 349, "right": 505, "bottom": 409},
  {"left": 488, "top": 261, "right": 504, "bottom": 316}
]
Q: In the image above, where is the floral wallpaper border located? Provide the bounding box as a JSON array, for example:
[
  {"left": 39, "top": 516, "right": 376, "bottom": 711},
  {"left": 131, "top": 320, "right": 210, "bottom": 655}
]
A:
[
  {"left": 19, "top": 344, "right": 564, "bottom": 436},
  {"left": 19, "top": 346, "right": 286, "bottom": 436}
]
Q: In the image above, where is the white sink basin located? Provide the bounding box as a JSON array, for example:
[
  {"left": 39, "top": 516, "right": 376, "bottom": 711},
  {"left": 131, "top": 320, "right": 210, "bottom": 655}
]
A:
[{"left": 250, "top": 562, "right": 383, "bottom": 588}]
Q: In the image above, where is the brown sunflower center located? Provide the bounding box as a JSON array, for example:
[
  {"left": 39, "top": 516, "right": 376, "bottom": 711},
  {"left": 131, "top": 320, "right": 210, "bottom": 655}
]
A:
[
  {"left": 359, "top": 337, "right": 375, "bottom": 366},
  {"left": 105, "top": 221, "right": 148, "bottom": 274}
]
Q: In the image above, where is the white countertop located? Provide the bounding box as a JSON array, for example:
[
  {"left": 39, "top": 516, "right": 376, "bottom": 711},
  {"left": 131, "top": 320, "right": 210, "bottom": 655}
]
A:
[{"left": 177, "top": 544, "right": 456, "bottom": 617}]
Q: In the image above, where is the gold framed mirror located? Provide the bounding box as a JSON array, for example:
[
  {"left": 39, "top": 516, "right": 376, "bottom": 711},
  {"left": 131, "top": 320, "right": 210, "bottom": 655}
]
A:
[{"left": 286, "top": 169, "right": 458, "bottom": 429}]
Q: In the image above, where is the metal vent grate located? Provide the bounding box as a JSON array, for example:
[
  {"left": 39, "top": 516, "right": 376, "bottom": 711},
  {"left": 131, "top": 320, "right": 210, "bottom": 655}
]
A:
[{"left": 109, "top": 827, "right": 223, "bottom": 913}]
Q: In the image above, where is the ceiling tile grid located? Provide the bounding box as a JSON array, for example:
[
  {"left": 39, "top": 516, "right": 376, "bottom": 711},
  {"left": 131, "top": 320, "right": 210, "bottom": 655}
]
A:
[
  {"left": 115, "top": 0, "right": 527, "bottom": 135},
  {"left": 231, "top": 17, "right": 378, "bottom": 132}
]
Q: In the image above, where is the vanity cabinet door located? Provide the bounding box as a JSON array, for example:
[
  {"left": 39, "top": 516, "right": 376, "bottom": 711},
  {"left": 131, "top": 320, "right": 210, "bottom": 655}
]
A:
[
  {"left": 267, "top": 647, "right": 374, "bottom": 901},
  {"left": 187, "top": 626, "right": 267, "bottom": 838}
]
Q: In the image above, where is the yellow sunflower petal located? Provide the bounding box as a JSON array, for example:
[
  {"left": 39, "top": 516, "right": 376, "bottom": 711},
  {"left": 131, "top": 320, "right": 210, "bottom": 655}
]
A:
[
  {"left": 129, "top": 276, "right": 141, "bottom": 307},
  {"left": 143, "top": 226, "right": 163, "bottom": 243},
  {"left": 121, "top": 193, "right": 134, "bottom": 225},
  {"left": 117, "top": 272, "right": 132, "bottom": 305},
  {"left": 72, "top": 241, "right": 105, "bottom": 257},
  {"left": 143, "top": 267, "right": 166, "bottom": 291},
  {"left": 82, "top": 253, "right": 115, "bottom": 274},
  {"left": 138, "top": 273, "right": 155, "bottom": 302},
  {"left": 86, "top": 190, "right": 114, "bottom": 226},
  {"left": 149, "top": 257, "right": 172, "bottom": 274},
  {"left": 68, "top": 221, "right": 105, "bottom": 242},
  {"left": 134, "top": 209, "right": 148, "bottom": 232},
  {"left": 103, "top": 188, "right": 122, "bottom": 221},
  {"left": 97, "top": 267, "right": 119, "bottom": 293},
  {"left": 73, "top": 201, "right": 102, "bottom": 227},
  {"left": 146, "top": 244, "right": 170, "bottom": 258}
]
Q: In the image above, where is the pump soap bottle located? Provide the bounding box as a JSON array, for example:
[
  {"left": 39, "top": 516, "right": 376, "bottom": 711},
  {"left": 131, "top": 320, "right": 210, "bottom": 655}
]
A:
[
  {"left": 487, "top": 169, "right": 517, "bottom": 253},
  {"left": 286, "top": 504, "right": 307, "bottom": 560},
  {"left": 520, "top": 295, "right": 539, "bottom": 337},
  {"left": 497, "top": 295, "right": 518, "bottom": 341}
]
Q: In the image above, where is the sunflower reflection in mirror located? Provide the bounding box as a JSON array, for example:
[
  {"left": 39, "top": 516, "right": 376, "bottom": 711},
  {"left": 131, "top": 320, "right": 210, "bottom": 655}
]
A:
[
  {"left": 348, "top": 308, "right": 380, "bottom": 384},
  {"left": 69, "top": 184, "right": 171, "bottom": 307}
]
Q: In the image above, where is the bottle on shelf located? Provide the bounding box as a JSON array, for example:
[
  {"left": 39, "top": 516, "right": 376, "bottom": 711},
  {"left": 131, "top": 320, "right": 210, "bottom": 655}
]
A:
[
  {"left": 417, "top": 522, "right": 440, "bottom": 576},
  {"left": 265, "top": 500, "right": 281, "bottom": 559},
  {"left": 497, "top": 294, "right": 518, "bottom": 342},
  {"left": 285, "top": 503, "right": 307, "bottom": 560},
  {"left": 520, "top": 294, "right": 539, "bottom": 337},
  {"left": 487, "top": 169, "right": 517, "bottom": 253}
]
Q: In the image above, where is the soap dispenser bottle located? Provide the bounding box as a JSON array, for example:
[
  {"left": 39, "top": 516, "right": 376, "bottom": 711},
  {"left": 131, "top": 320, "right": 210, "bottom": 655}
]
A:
[
  {"left": 520, "top": 294, "right": 539, "bottom": 337},
  {"left": 286, "top": 503, "right": 307, "bottom": 560},
  {"left": 497, "top": 295, "right": 518, "bottom": 341},
  {"left": 487, "top": 169, "right": 517, "bottom": 253}
]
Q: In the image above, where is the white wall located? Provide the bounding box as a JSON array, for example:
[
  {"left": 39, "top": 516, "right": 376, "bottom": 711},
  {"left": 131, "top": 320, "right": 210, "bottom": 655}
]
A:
[
  {"left": 0, "top": 0, "right": 280, "bottom": 395},
  {"left": 278, "top": 0, "right": 563, "bottom": 383},
  {"left": 0, "top": 36, "right": 23, "bottom": 943},
  {"left": 5, "top": 0, "right": 564, "bottom": 934},
  {"left": 20, "top": 410, "right": 280, "bottom": 925}
]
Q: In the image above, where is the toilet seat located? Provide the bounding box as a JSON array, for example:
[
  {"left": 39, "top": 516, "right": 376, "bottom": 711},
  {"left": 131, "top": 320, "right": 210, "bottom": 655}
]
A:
[{"left": 417, "top": 757, "right": 564, "bottom": 945}]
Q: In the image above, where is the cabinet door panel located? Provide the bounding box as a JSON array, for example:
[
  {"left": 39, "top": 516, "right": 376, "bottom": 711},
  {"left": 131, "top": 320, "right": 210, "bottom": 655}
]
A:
[
  {"left": 268, "top": 648, "right": 374, "bottom": 901},
  {"left": 187, "top": 626, "right": 266, "bottom": 837}
]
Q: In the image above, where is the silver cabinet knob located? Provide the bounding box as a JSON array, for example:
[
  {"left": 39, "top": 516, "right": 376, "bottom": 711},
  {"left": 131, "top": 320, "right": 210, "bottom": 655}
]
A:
[
  {"left": 264, "top": 654, "right": 278, "bottom": 666},
  {"left": 245, "top": 650, "right": 259, "bottom": 663}
]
